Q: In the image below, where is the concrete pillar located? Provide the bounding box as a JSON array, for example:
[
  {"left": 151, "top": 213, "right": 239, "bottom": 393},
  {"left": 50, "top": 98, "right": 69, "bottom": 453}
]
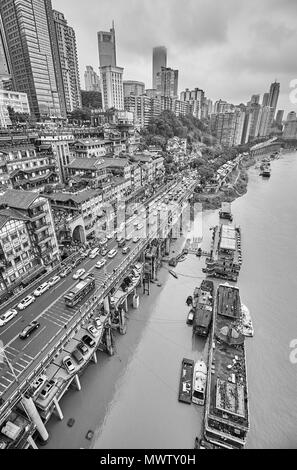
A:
[
  {"left": 103, "top": 296, "right": 110, "bottom": 315},
  {"left": 105, "top": 327, "right": 114, "bottom": 356},
  {"left": 21, "top": 397, "right": 49, "bottom": 442},
  {"left": 27, "top": 435, "right": 38, "bottom": 449},
  {"left": 53, "top": 397, "right": 63, "bottom": 421},
  {"left": 119, "top": 307, "right": 127, "bottom": 335},
  {"left": 93, "top": 351, "right": 97, "bottom": 364},
  {"left": 133, "top": 294, "right": 139, "bottom": 309},
  {"left": 123, "top": 297, "right": 128, "bottom": 313},
  {"left": 74, "top": 374, "right": 81, "bottom": 391}
]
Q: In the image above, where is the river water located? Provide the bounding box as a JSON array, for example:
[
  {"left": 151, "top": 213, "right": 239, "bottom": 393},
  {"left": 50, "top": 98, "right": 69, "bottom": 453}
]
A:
[{"left": 45, "top": 152, "right": 297, "bottom": 449}]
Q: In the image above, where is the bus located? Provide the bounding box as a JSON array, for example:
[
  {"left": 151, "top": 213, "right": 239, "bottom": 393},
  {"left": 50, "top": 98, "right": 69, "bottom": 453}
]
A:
[{"left": 64, "top": 274, "right": 95, "bottom": 307}]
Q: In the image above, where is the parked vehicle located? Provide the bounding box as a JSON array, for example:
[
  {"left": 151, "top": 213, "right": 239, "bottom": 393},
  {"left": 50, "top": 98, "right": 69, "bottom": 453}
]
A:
[
  {"left": 73, "top": 268, "right": 86, "bottom": 280},
  {"left": 122, "top": 246, "right": 131, "bottom": 255},
  {"left": 96, "top": 259, "right": 107, "bottom": 269},
  {"left": 107, "top": 249, "right": 118, "bottom": 259},
  {"left": 48, "top": 275, "right": 61, "bottom": 287},
  {"left": 71, "top": 349, "right": 84, "bottom": 365},
  {"left": 0, "top": 309, "right": 18, "bottom": 327},
  {"left": 94, "top": 317, "right": 102, "bottom": 329},
  {"left": 17, "top": 295, "right": 35, "bottom": 311},
  {"left": 82, "top": 334, "right": 96, "bottom": 348},
  {"left": 133, "top": 237, "right": 140, "bottom": 243},
  {"left": 101, "top": 248, "right": 108, "bottom": 257},
  {"left": 62, "top": 355, "right": 75, "bottom": 374},
  {"left": 89, "top": 248, "right": 100, "bottom": 259},
  {"left": 77, "top": 342, "right": 89, "bottom": 356},
  {"left": 19, "top": 320, "right": 40, "bottom": 339},
  {"left": 33, "top": 282, "right": 49, "bottom": 297},
  {"left": 87, "top": 325, "right": 100, "bottom": 337},
  {"left": 60, "top": 266, "right": 72, "bottom": 277},
  {"left": 99, "top": 238, "right": 108, "bottom": 246},
  {"left": 38, "top": 379, "right": 56, "bottom": 400}
]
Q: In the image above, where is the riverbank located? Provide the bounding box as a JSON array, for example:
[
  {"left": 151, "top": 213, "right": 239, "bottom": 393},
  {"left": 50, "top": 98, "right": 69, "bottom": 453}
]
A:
[{"left": 193, "top": 155, "right": 256, "bottom": 210}]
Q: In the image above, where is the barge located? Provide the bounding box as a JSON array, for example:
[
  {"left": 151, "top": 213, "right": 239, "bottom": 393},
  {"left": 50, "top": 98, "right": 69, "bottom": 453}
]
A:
[
  {"left": 203, "top": 224, "right": 242, "bottom": 282},
  {"left": 192, "top": 360, "right": 207, "bottom": 405},
  {"left": 178, "top": 358, "right": 194, "bottom": 404},
  {"left": 192, "top": 280, "right": 214, "bottom": 337},
  {"left": 204, "top": 283, "right": 249, "bottom": 449}
]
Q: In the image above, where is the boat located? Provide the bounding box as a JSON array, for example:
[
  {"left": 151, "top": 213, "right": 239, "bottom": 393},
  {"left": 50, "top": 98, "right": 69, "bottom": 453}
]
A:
[
  {"left": 169, "top": 269, "right": 178, "bottom": 279},
  {"left": 219, "top": 202, "right": 233, "bottom": 222},
  {"left": 186, "top": 295, "right": 193, "bottom": 306},
  {"left": 192, "top": 280, "right": 214, "bottom": 337},
  {"left": 169, "top": 257, "right": 177, "bottom": 267},
  {"left": 187, "top": 309, "right": 194, "bottom": 325},
  {"left": 196, "top": 248, "right": 202, "bottom": 257},
  {"left": 240, "top": 304, "right": 254, "bottom": 337},
  {"left": 85, "top": 430, "right": 94, "bottom": 440},
  {"left": 192, "top": 360, "right": 207, "bottom": 405},
  {"left": 260, "top": 162, "right": 271, "bottom": 177},
  {"left": 178, "top": 358, "right": 194, "bottom": 404}
]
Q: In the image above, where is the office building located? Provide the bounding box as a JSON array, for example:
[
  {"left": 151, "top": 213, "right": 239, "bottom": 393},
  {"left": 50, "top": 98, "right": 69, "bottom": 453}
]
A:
[
  {"left": 210, "top": 109, "right": 245, "bottom": 147},
  {"left": 268, "top": 81, "right": 280, "bottom": 113},
  {"left": 152, "top": 46, "right": 167, "bottom": 89},
  {"left": 100, "top": 65, "right": 124, "bottom": 110},
  {"left": 53, "top": 10, "right": 81, "bottom": 113},
  {"left": 98, "top": 22, "right": 116, "bottom": 68},
  {"left": 84, "top": 66, "right": 101, "bottom": 92},
  {"left": 258, "top": 106, "right": 274, "bottom": 137},
  {"left": 262, "top": 93, "right": 270, "bottom": 107},
  {"left": 286, "top": 111, "right": 296, "bottom": 121},
  {"left": 213, "top": 99, "right": 233, "bottom": 114},
  {"left": 0, "top": 0, "right": 63, "bottom": 120},
  {"left": 275, "top": 110, "right": 284, "bottom": 125},
  {"left": 283, "top": 119, "right": 297, "bottom": 139},
  {"left": 123, "top": 81, "right": 145, "bottom": 98},
  {"left": 0, "top": 89, "right": 30, "bottom": 127},
  {"left": 156, "top": 67, "right": 178, "bottom": 98},
  {"left": 180, "top": 87, "right": 205, "bottom": 119}
]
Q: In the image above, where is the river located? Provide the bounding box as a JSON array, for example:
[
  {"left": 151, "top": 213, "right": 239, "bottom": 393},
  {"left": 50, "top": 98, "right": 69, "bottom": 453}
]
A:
[{"left": 45, "top": 152, "right": 297, "bottom": 449}]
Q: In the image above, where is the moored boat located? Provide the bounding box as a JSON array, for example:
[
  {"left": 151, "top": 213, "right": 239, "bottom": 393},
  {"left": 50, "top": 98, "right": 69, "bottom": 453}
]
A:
[
  {"left": 240, "top": 304, "right": 254, "bottom": 337},
  {"left": 192, "top": 360, "right": 207, "bottom": 405},
  {"left": 187, "top": 309, "right": 194, "bottom": 325},
  {"left": 178, "top": 358, "right": 194, "bottom": 404}
]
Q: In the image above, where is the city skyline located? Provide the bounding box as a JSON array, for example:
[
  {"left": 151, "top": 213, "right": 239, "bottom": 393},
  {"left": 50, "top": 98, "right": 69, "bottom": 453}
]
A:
[{"left": 54, "top": 0, "right": 297, "bottom": 115}]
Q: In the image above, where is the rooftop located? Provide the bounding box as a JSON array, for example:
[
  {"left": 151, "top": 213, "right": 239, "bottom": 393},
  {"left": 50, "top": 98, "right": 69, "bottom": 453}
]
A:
[{"left": 0, "top": 189, "right": 40, "bottom": 210}]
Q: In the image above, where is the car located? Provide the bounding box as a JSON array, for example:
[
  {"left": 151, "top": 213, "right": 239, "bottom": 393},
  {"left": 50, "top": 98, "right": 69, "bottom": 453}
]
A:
[
  {"left": 107, "top": 249, "right": 118, "bottom": 259},
  {"left": 87, "top": 325, "right": 100, "bottom": 338},
  {"left": 96, "top": 258, "right": 107, "bottom": 269},
  {"left": 122, "top": 246, "right": 131, "bottom": 255},
  {"left": 60, "top": 266, "right": 72, "bottom": 277},
  {"left": 73, "top": 268, "right": 86, "bottom": 280},
  {"left": 133, "top": 237, "right": 140, "bottom": 243},
  {"left": 89, "top": 248, "right": 100, "bottom": 259},
  {"left": 48, "top": 275, "right": 61, "bottom": 287},
  {"left": 31, "top": 374, "right": 47, "bottom": 396},
  {"left": 100, "top": 248, "right": 108, "bottom": 257},
  {"left": 19, "top": 320, "right": 40, "bottom": 339},
  {"left": 118, "top": 239, "right": 125, "bottom": 248},
  {"left": 38, "top": 379, "right": 56, "bottom": 400},
  {"left": 125, "top": 234, "right": 132, "bottom": 241},
  {"left": 71, "top": 348, "right": 84, "bottom": 365},
  {"left": 17, "top": 295, "right": 35, "bottom": 311},
  {"left": 77, "top": 342, "right": 89, "bottom": 356},
  {"left": 82, "top": 334, "right": 96, "bottom": 348},
  {"left": 94, "top": 317, "right": 102, "bottom": 329},
  {"left": 0, "top": 309, "right": 18, "bottom": 327},
  {"left": 99, "top": 237, "right": 108, "bottom": 246},
  {"left": 33, "top": 282, "right": 49, "bottom": 297},
  {"left": 62, "top": 355, "right": 75, "bottom": 374}
]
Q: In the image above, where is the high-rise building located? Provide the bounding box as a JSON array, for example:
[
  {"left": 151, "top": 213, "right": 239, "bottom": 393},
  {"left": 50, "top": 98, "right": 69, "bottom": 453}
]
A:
[
  {"left": 123, "top": 81, "right": 145, "bottom": 98},
  {"left": 53, "top": 10, "right": 81, "bottom": 113},
  {"left": 213, "top": 99, "right": 233, "bottom": 114},
  {"left": 262, "top": 93, "right": 270, "bottom": 107},
  {"left": 287, "top": 111, "right": 296, "bottom": 121},
  {"left": 0, "top": 16, "right": 11, "bottom": 89},
  {"left": 145, "top": 89, "right": 158, "bottom": 99},
  {"left": 98, "top": 22, "right": 116, "bottom": 68},
  {"left": 0, "top": 0, "right": 63, "bottom": 119},
  {"left": 210, "top": 109, "right": 245, "bottom": 147},
  {"left": 268, "top": 81, "right": 280, "bottom": 112},
  {"left": 275, "top": 110, "right": 284, "bottom": 125},
  {"left": 283, "top": 119, "right": 297, "bottom": 140},
  {"left": 152, "top": 46, "right": 167, "bottom": 89},
  {"left": 100, "top": 66, "right": 124, "bottom": 110},
  {"left": 251, "top": 94, "right": 260, "bottom": 104},
  {"left": 247, "top": 103, "right": 262, "bottom": 141},
  {"left": 156, "top": 67, "right": 178, "bottom": 99},
  {"left": 258, "top": 106, "right": 274, "bottom": 137},
  {"left": 84, "top": 66, "right": 101, "bottom": 92},
  {"left": 180, "top": 87, "right": 205, "bottom": 119}
]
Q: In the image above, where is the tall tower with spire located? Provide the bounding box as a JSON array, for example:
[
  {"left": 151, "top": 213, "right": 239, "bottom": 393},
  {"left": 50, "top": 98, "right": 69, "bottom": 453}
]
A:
[{"left": 97, "top": 21, "right": 117, "bottom": 67}]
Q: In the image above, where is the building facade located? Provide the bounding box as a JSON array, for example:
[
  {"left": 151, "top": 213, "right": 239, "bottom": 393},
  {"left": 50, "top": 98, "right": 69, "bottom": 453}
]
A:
[
  {"left": 0, "top": 89, "right": 30, "bottom": 127},
  {"left": 84, "top": 66, "right": 101, "bottom": 92},
  {"left": 152, "top": 46, "right": 167, "bottom": 90},
  {"left": 156, "top": 67, "right": 178, "bottom": 98},
  {"left": 100, "top": 65, "right": 124, "bottom": 110},
  {"left": 123, "top": 81, "right": 145, "bottom": 98}
]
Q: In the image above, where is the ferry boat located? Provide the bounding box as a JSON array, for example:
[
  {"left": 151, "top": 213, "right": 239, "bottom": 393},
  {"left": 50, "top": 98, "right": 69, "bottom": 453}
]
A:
[
  {"left": 186, "top": 308, "right": 194, "bottom": 325},
  {"left": 178, "top": 358, "right": 194, "bottom": 404},
  {"left": 240, "top": 304, "right": 254, "bottom": 337},
  {"left": 192, "top": 360, "right": 207, "bottom": 405},
  {"left": 192, "top": 280, "right": 214, "bottom": 337},
  {"left": 219, "top": 202, "right": 233, "bottom": 222},
  {"left": 203, "top": 224, "right": 242, "bottom": 282},
  {"left": 260, "top": 163, "right": 271, "bottom": 177},
  {"left": 204, "top": 283, "right": 249, "bottom": 449}
]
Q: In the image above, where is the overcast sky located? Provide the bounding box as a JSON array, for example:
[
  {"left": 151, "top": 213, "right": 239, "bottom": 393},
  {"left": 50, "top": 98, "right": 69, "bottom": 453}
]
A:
[{"left": 54, "top": 0, "right": 297, "bottom": 115}]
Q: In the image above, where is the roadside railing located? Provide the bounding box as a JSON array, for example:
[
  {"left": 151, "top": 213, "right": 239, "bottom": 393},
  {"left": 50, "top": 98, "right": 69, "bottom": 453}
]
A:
[{"left": 0, "top": 182, "right": 195, "bottom": 422}]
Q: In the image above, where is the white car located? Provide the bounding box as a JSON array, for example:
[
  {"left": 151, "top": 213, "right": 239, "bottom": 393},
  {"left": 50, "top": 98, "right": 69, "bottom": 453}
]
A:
[
  {"left": 133, "top": 236, "right": 140, "bottom": 243},
  {"left": 126, "top": 234, "right": 132, "bottom": 241},
  {"left": 89, "top": 248, "right": 99, "bottom": 259},
  {"left": 96, "top": 259, "right": 107, "bottom": 269},
  {"left": 48, "top": 275, "right": 61, "bottom": 287},
  {"left": 99, "top": 238, "right": 108, "bottom": 246},
  {"left": 62, "top": 355, "right": 75, "bottom": 374},
  {"left": 73, "top": 268, "right": 86, "bottom": 280},
  {"left": 87, "top": 325, "right": 100, "bottom": 338},
  {"left": 107, "top": 249, "right": 118, "bottom": 259},
  {"left": 33, "top": 282, "right": 49, "bottom": 297},
  {"left": 94, "top": 317, "right": 102, "bottom": 329},
  {"left": 0, "top": 309, "right": 18, "bottom": 327},
  {"left": 17, "top": 295, "right": 35, "bottom": 311}
]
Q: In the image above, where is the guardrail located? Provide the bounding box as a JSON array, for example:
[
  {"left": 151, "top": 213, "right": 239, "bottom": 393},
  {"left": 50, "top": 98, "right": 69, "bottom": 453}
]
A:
[{"left": 0, "top": 182, "right": 195, "bottom": 422}]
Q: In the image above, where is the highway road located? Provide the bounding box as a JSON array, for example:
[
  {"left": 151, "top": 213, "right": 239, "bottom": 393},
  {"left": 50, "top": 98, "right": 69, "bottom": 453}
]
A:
[{"left": 0, "top": 177, "right": 192, "bottom": 406}]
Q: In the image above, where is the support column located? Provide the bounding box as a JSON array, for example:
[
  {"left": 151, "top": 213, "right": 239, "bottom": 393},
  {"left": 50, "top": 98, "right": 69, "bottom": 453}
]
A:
[
  {"left": 103, "top": 296, "right": 110, "bottom": 315},
  {"left": 119, "top": 307, "right": 127, "bottom": 335},
  {"left": 21, "top": 397, "right": 49, "bottom": 442},
  {"left": 123, "top": 297, "right": 128, "bottom": 313},
  {"left": 74, "top": 374, "right": 81, "bottom": 391},
  {"left": 133, "top": 294, "right": 139, "bottom": 309},
  {"left": 53, "top": 397, "right": 63, "bottom": 421},
  {"left": 27, "top": 435, "right": 38, "bottom": 449},
  {"left": 105, "top": 326, "right": 114, "bottom": 356},
  {"left": 93, "top": 351, "right": 97, "bottom": 364}
]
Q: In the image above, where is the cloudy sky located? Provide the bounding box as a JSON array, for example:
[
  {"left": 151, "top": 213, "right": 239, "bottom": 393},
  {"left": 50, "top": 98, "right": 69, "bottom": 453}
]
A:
[{"left": 54, "top": 0, "right": 297, "bottom": 115}]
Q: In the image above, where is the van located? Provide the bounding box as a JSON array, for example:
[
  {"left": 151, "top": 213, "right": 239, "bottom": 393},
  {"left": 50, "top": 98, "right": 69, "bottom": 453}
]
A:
[{"left": 0, "top": 309, "right": 18, "bottom": 327}]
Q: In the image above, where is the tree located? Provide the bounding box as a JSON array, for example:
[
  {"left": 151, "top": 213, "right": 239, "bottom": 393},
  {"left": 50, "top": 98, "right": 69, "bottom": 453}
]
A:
[
  {"left": 7, "top": 106, "right": 29, "bottom": 125},
  {"left": 68, "top": 107, "right": 91, "bottom": 123}
]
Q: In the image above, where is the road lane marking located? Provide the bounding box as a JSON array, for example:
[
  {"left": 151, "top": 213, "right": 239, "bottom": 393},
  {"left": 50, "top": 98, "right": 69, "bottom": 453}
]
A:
[
  {"left": 22, "top": 326, "right": 47, "bottom": 350},
  {"left": 0, "top": 317, "right": 21, "bottom": 335}
]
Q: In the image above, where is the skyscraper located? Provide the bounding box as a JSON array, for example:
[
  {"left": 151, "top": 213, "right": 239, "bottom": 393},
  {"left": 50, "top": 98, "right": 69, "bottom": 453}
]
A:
[
  {"left": 156, "top": 67, "right": 178, "bottom": 99},
  {"left": 0, "top": 0, "right": 62, "bottom": 119},
  {"left": 262, "top": 93, "right": 270, "bottom": 107},
  {"left": 98, "top": 22, "right": 116, "bottom": 68},
  {"left": 84, "top": 66, "right": 101, "bottom": 92},
  {"left": 180, "top": 87, "right": 205, "bottom": 119},
  {"left": 275, "top": 110, "right": 284, "bottom": 125},
  {"left": 100, "top": 66, "right": 124, "bottom": 110},
  {"left": 53, "top": 10, "right": 81, "bottom": 113},
  {"left": 152, "top": 46, "right": 167, "bottom": 89},
  {"left": 268, "top": 81, "right": 280, "bottom": 111}
]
